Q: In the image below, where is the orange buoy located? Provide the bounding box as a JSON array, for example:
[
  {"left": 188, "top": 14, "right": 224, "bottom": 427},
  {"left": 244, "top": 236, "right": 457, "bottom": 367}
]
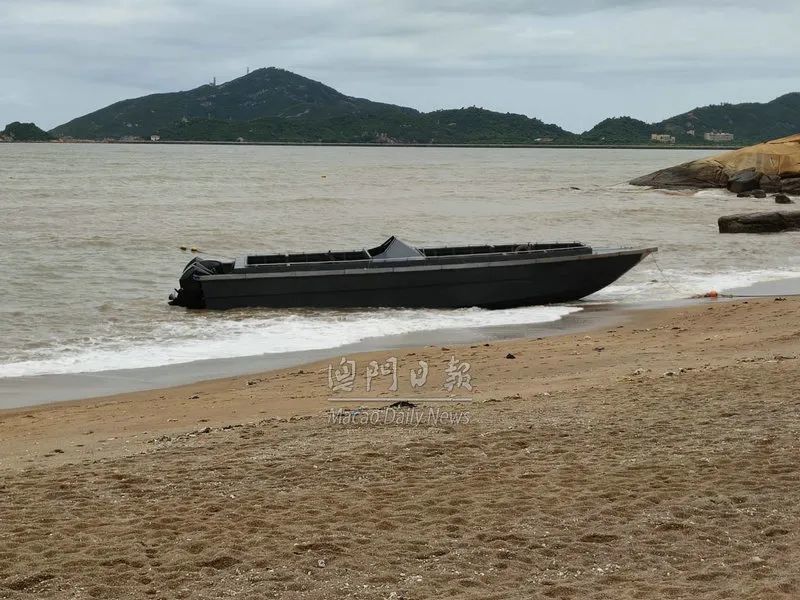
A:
[{"left": 704, "top": 290, "right": 719, "bottom": 298}]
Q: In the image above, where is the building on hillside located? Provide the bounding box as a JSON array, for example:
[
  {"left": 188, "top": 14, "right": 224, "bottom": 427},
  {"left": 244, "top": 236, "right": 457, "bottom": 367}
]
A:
[
  {"left": 150, "top": 135, "right": 161, "bottom": 142},
  {"left": 375, "top": 132, "right": 399, "bottom": 144},
  {"left": 651, "top": 133, "right": 676, "bottom": 144},
  {"left": 704, "top": 131, "right": 734, "bottom": 142}
]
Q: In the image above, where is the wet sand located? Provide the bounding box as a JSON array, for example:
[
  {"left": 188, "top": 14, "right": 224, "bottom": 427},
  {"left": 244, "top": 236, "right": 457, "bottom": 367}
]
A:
[
  {"left": 1, "top": 297, "right": 799, "bottom": 598},
  {"left": 0, "top": 302, "right": 628, "bottom": 409}
]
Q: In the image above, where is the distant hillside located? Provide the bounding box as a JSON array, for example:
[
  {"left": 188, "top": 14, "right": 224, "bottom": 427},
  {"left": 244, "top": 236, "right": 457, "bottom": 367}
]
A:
[
  {"left": 578, "top": 95, "right": 800, "bottom": 145},
  {"left": 581, "top": 117, "right": 655, "bottom": 144},
  {"left": 48, "top": 67, "right": 799, "bottom": 145},
  {"left": 50, "top": 68, "right": 418, "bottom": 140},
  {"left": 159, "top": 106, "right": 574, "bottom": 144},
  {"left": 1, "top": 121, "right": 52, "bottom": 141},
  {"left": 660, "top": 93, "right": 800, "bottom": 143},
  {"left": 47, "top": 68, "right": 574, "bottom": 144}
]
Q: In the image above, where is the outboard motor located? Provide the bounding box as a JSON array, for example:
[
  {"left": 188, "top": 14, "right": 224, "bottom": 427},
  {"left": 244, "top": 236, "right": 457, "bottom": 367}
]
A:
[{"left": 168, "top": 257, "right": 230, "bottom": 308}]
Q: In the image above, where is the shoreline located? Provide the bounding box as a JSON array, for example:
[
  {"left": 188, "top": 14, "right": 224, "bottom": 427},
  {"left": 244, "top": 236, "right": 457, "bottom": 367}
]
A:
[
  {"left": 0, "top": 294, "right": 775, "bottom": 468},
  {"left": 5, "top": 140, "right": 741, "bottom": 150},
  {"left": 7, "top": 271, "right": 800, "bottom": 410},
  {"left": 1, "top": 299, "right": 699, "bottom": 410}
]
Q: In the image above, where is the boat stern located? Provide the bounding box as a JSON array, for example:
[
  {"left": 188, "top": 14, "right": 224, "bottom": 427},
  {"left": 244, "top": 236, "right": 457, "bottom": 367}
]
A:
[{"left": 168, "top": 257, "right": 234, "bottom": 309}]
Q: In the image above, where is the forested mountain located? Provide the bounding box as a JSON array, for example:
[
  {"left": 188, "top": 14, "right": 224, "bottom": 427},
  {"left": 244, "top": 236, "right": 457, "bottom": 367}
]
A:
[{"left": 47, "top": 68, "right": 799, "bottom": 145}]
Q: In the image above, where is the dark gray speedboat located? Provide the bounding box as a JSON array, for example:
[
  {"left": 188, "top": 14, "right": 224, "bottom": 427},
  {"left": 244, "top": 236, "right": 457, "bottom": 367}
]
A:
[{"left": 168, "top": 237, "right": 656, "bottom": 310}]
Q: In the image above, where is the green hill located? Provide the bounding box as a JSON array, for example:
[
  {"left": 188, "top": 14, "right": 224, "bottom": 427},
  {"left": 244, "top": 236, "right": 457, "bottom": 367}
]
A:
[
  {"left": 47, "top": 67, "right": 799, "bottom": 145},
  {"left": 659, "top": 93, "right": 800, "bottom": 143},
  {"left": 159, "top": 106, "right": 574, "bottom": 144},
  {"left": 581, "top": 117, "right": 655, "bottom": 144},
  {"left": 48, "top": 68, "right": 574, "bottom": 143},
  {"left": 50, "top": 67, "right": 418, "bottom": 140},
  {"left": 1, "top": 121, "right": 52, "bottom": 141},
  {"left": 578, "top": 95, "right": 800, "bottom": 145}
]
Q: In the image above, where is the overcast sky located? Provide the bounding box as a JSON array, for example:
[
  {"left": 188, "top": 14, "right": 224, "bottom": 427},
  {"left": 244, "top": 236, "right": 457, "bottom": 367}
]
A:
[{"left": 2, "top": 0, "right": 798, "bottom": 132}]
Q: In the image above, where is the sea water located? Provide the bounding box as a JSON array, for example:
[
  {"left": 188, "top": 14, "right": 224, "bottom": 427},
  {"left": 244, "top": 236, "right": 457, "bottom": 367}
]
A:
[{"left": 2, "top": 144, "right": 799, "bottom": 378}]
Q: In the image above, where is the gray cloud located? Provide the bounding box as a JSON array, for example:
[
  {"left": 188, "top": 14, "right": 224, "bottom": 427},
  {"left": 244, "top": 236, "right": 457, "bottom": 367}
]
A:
[
  {"left": 1, "top": 0, "right": 798, "bottom": 132},
  {"left": 394, "top": 0, "right": 746, "bottom": 16}
]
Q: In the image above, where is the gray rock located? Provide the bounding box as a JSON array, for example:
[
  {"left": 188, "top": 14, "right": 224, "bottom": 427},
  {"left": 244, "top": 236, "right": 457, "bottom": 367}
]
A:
[
  {"left": 737, "top": 192, "right": 752, "bottom": 198},
  {"left": 760, "top": 173, "right": 782, "bottom": 192},
  {"left": 727, "top": 169, "right": 762, "bottom": 194},
  {"left": 774, "top": 194, "right": 794, "bottom": 204},
  {"left": 630, "top": 160, "right": 727, "bottom": 189},
  {"left": 719, "top": 211, "right": 800, "bottom": 233},
  {"left": 751, "top": 189, "right": 767, "bottom": 198},
  {"left": 780, "top": 176, "right": 800, "bottom": 195}
]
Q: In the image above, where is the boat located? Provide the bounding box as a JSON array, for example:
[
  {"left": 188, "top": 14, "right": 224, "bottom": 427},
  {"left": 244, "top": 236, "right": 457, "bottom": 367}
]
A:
[{"left": 168, "top": 237, "right": 656, "bottom": 310}]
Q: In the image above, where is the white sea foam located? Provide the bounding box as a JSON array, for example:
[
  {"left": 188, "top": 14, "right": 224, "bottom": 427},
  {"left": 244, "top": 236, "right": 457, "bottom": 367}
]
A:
[
  {"left": 592, "top": 267, "right": 800, "bottom": 302},
  {"left": 692, "top": 189, "right": 733, "bottom": 200},
  {"left": 0, "top": 305, "right": 581, "bottom": 378}
]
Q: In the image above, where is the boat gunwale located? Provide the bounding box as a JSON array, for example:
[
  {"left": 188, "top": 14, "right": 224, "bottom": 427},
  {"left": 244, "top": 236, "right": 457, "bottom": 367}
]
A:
[
  {"left": 240, "top": 241, "right": 590, "bottom": 268},
  {"left": 204, "top": 247, "right": 657, "bottom": 282}
]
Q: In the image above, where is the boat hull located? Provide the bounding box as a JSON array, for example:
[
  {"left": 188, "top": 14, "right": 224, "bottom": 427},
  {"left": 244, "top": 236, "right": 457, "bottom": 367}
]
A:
[{"left": 195, "top": 249, "right": 653, "bottom": 310}]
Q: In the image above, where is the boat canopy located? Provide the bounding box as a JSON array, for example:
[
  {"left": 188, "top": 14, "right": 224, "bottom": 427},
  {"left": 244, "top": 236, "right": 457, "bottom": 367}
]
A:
[{"left": 369, "top": 237, "right": 425, "bottom": 261}]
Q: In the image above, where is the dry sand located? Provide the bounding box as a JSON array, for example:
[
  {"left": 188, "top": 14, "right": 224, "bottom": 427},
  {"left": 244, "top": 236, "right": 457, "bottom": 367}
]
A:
[{"left": 1, "top": 298, "right": 799, "bottom": 599}]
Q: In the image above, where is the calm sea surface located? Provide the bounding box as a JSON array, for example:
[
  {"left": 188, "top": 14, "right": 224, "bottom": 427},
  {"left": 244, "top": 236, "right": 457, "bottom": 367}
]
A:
[{"left": 2, "top": 144, "right": 799, "bottom": 377}]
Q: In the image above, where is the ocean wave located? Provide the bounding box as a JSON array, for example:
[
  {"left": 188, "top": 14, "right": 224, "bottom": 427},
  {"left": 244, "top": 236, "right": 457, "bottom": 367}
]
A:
[
  {"left": 0, "top": 305, "right": 581, "bottom": 378},
  {"left": 593, "top": 268, "right": 800, "bottom": 302}
]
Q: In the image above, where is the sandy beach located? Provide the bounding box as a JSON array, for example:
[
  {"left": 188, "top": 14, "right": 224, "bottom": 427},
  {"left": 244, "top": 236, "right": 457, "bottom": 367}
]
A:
[{"left": 2, "top": 297, "right": 799, "bottom": 598}]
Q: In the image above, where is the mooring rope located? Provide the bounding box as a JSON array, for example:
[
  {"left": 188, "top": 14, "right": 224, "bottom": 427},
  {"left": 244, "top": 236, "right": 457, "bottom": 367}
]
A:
[
  {"left": 651, "top": 254, "right": 800, "bottom": 299},
  {"left": 650, "top": 254, "right": 684, "bottom": 296}
]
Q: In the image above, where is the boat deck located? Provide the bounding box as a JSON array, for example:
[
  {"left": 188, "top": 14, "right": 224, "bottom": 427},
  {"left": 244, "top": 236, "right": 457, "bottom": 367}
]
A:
[{"left": 233, "top": 243, "right": 593, "bottom": 274}]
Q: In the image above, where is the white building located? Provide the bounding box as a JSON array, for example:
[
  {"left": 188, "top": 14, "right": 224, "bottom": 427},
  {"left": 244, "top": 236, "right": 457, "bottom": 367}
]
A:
[
  {"left": 651, "top": 133, "right": 676, "bottom": 144},
  {"left": 704, "top": 132, "right": 734, "bottom": 142},
  {"left": 150, "top": 135, "right": 161, "bottom": 142}
]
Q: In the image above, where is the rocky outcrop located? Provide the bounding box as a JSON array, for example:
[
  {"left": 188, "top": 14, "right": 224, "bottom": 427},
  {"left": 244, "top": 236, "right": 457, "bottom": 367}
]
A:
[
  {"left": 718, "top": 211, "right": 800, "bottom": 233},
  {"left": 774, "top": 194, "right": 794, "bottom": 204},
  {"left": 759, "top": 174, "right": 782, "bottom": 192},
  {"left": 780, "top": 177, "right": 800, "bottom": 194},
  {"left": 631, "top": 133, "right": 800, "bottom": 195},
  {"left": 726, "top": 169, "right": 761, "bottom": 193},
  {"left": 629, "top": 160, "right": 727, "bottom": 189}
]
